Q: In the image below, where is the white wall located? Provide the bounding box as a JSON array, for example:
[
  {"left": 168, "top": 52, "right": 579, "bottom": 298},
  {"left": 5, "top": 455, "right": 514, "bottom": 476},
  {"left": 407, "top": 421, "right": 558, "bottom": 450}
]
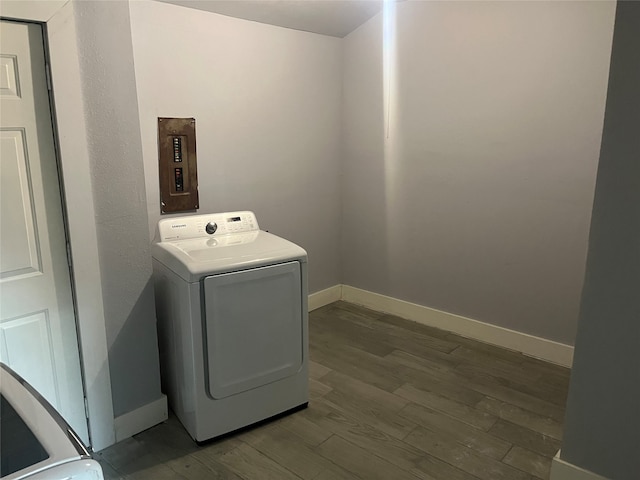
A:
[
  {"left": 342, "top": 0, "right": 615, "bottom": 345},
  {"left": 72, "top": 0, "right": 163, "bottom": 419},
  {"left": 129, "top": 0, "right": 343, "bottom": 294}
]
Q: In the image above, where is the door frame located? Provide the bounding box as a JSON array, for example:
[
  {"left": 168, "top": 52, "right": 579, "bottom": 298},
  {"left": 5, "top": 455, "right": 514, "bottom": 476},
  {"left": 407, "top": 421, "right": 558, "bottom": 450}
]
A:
[{"left": 0, "top": 1, "right": 115, "bottom": 450}]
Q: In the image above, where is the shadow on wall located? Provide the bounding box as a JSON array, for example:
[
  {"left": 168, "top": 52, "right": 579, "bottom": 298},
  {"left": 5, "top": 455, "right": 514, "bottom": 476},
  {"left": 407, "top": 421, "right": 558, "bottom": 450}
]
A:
[{"left": 107, "top": 278, "right": 162, "bottom": 418}]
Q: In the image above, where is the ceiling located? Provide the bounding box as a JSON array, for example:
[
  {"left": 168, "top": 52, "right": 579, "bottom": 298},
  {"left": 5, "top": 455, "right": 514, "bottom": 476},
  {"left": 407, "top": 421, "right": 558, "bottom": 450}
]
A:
[{"left": 155, "top": 0, "right": 384, "bottom": 38}]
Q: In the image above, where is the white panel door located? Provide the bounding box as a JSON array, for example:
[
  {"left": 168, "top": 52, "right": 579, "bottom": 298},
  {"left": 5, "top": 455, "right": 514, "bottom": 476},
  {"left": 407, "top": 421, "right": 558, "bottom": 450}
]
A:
[{"left": 0, "top": 20, "right": 89, "bottom": 443}]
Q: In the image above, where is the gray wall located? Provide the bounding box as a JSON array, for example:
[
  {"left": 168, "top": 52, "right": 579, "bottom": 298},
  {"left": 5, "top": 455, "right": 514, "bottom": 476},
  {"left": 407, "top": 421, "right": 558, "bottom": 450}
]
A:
[
  {"left": 73, "top": 0, "right": 162, "bottom": 418},
  {"left": 560, "top": 2, "right": 640, "bottom": 478},
  {"left": 342, "top": 1, "right": 615, "bottom": 344},
  {"left": 129, "top": 0, "right": 343, "bottom": 294}
]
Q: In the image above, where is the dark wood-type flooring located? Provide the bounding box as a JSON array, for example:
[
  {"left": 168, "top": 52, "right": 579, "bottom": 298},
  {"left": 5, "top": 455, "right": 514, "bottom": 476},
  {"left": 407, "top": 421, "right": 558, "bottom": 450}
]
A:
[{"left": 96, "top": 301, "right": 571, "bottom": 480}]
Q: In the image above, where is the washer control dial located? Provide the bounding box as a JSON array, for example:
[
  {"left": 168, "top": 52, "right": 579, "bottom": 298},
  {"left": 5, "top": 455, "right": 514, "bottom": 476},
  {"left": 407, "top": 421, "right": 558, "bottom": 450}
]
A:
[{"left": 205, "top": 222, "right": 218, "bottom": 235}]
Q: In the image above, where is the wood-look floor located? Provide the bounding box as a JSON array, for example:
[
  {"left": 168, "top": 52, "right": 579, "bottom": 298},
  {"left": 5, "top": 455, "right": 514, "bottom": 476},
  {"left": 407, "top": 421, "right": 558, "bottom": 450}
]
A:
[{"left": 96, "top": 301, "right": 571, "bottom": 480}]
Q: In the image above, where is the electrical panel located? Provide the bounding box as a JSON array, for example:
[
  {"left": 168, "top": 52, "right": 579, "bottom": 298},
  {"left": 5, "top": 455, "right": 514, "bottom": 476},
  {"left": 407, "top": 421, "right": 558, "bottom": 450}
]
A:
[{"left": 158, "top": 117, "right": 199, "bottom": 213}]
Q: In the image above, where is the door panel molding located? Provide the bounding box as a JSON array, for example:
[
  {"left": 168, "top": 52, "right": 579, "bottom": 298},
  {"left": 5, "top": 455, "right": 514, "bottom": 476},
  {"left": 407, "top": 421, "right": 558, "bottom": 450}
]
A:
[
  {"left": 0, "top": 54, "right": 21, "bottom": 97},
  {"left": 0, "top": 128, "right": 42, "bottom": 280},
  {"left": 0, "top": 309, "right": 59, "bottom": 406}
]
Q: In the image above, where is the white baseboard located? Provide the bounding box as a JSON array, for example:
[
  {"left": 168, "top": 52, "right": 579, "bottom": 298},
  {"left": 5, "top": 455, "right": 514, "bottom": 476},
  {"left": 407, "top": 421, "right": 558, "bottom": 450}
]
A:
[
  {"left": 113, "top": 394, "right": 168, "bottom": 444},
  {"left": 550, "top": 451, "right": 610, "bottom": 480},
  {"left": 341, "top": 285, "right": 574, "bottom": 367},
  {"left": 309, "top": 285, "right": 342, "bottom": 311}
]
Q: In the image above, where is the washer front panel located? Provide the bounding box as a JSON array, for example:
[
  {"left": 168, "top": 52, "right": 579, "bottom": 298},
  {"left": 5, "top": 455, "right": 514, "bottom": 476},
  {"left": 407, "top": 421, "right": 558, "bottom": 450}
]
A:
[{"left": 203, "top": 261, "right": 303, "bottom": 399}]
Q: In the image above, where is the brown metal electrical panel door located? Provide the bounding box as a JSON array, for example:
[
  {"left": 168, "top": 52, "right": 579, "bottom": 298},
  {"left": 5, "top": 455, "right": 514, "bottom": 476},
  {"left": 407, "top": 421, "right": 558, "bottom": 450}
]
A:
[{"left": 158, "top": 117, "right": 199, "bottom": 213}]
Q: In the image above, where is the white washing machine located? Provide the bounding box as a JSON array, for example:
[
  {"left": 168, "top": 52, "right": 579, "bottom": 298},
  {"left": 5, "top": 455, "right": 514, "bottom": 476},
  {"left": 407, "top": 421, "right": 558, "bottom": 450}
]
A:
[{"left": 151, "top": 211, "right": 308, "bottom": 442}]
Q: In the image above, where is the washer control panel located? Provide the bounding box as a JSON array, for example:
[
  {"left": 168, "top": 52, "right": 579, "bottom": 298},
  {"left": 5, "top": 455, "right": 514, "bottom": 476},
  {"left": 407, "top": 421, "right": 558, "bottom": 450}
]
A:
[{"left": 157, "top": 211, "right": 259, "bottom": 241}]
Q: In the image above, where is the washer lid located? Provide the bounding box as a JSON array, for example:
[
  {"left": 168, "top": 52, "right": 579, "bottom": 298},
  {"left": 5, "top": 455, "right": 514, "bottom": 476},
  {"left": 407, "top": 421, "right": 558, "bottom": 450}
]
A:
[
  {"left": 151, "top": 230, "right": 307, "bottom": 282},
  {"left": 0, "top": 364, "right": 91, "bottom": 480}
]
